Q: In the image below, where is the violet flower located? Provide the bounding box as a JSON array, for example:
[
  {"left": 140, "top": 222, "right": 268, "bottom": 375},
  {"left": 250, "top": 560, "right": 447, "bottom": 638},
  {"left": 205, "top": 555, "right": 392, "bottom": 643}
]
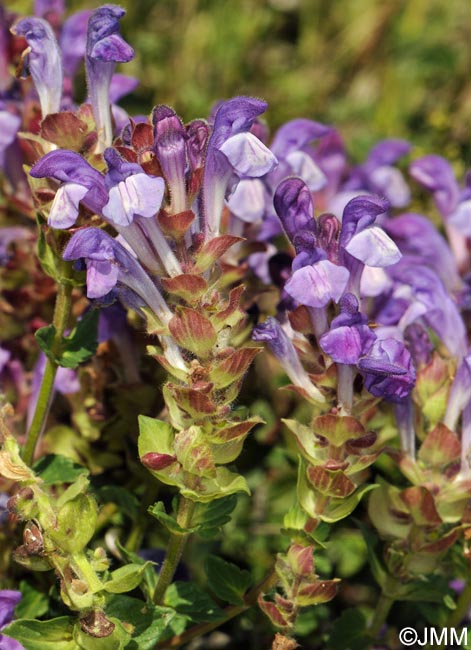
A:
[
  {"left": 202, "top": 96, "right": 277, "bottom": 238},
  {"left": 345, "top": 139, "right": 411, "bottom": 208},
  {"left": 358, "top": 337, "right": 416, "bottom": 402},
  {"left": 383, "top": 212, "right": 461, "bottom": 291},
  {"left": 253, "top": 317, "right": 325, "bottom": 403},
  {"left": 0, "top": 112, "right": 21, "bottom": 171},
  {"left": 0, "top": 590, "right": 24, "bottom": 650},
  {"left": 10, "top": 17, "right": 63, "bottom": 117},
  {"left": 275, "top": 178, "right": 350, "bottom": 309},
  {"left": 63, "top": 227, "right": 172, "bottom": 323},
  {"left": 30, "top": 150, "right": 108, "bottom": 228},
  {"left": 85, "top": 5, "right": 134, "bottom": 150},
  {"left": 103, "top": 148, "right": 181, "bottom": 277},
  {"left": 410, "top": 154, "right": 471, "bottom": 269},
  {"left": 60, "top": 9, "right": 91, "bottom": 80},
  {"left": 153, "top": 105, "right": 187, "bottom": 215},
  {"left": 320, "top": 294, "right": 376, "bottom": 364}
]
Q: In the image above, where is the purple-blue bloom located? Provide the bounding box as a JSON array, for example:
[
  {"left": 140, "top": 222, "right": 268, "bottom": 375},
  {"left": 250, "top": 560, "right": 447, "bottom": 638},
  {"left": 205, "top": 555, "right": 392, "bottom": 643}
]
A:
[
  {"left": 153, "top": 105, "right": 187, "bottom": 215},
  {"left": 11, "top": 17, "right": 63, "bottom": 117},
  {"left": 63, "top": 227, "right": 172, "bottom": 324},
  {"left": 358, "top": 337, "right": 416, "bottom": 402},
  {"left": 253, "top": 317, "right": 324, "bottom": 403},
  {"left": 85, "top": 4, "right": 134, "bottom": 150},
  {"left": 202, "top": 96, "right": 277, "bottom": 238},
  {"left": 60, "top": 9, "right": 92, "bottom": 80},
  {"left": 0, "top": 590, "right": 24, "bottom": 650},
  {"left": 320, "top": 293, "right": 376, "bottom": 364},
  {"left": 30, "top": 150, "right": 108, "bottom": 228}
]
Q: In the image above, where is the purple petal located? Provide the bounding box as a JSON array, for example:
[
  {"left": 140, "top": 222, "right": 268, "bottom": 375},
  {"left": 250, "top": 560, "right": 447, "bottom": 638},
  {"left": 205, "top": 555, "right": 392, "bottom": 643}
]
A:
[
  {"left": 340, "top": 194, "right": 390, "bottom": 248},
  {"left": 368, "top": 166, "right": 410, "bottom": 208},
  {"left": 0, "top": 590, "right": 22, "bottom": 628},
  {"left": 285, "top": 260, "right": 349, "bottom": 308},
  {"left": 86, "top": 5, "right": 134, "bottom": 149},
  {"left": 226, "top": 178, "right": 266, "bottom": 222},
  {"left": 219, "top": 132, "right": 277, "bottom": 177},
  {"left": 90, "top": 32, "right": 134, "bottom": 63},
  {"left": 102, "top": 173, "right": 164, "bottom": 226},
  {"left": 345, "top": 225, "right": 401, "bottom": 267},
  {"left": 273, "top": 177, "right": 316, "bottom": 246},
  {"left": 409, "top": 154, "right": 460, "bottom": 217},
  {"left": 60, "top": 10, "right": 91, "bottom": 78},
  {"left": 366, "top": 139, "right": 411, "bottom": 168},
  {"left": 285, "top": 151, "right": 327, "bottom": 192},
  {"left": 448, "top": 199, "right": 471, "bottom": 237},
  {"left": 358, "top": 338, "right": 416, "bottom": 402},
  {"left": 11, "top": 17, "right": 62, "bottom": 116},
  {"left": 253, "top": 317, "right": 324, "bottom": 402},
  {"left": 48, "top": 182, "right": 88, "bottom": 229},
  {"left": 270, "top": 118, "right": 331, "bottom": 158},
  {"left": 0, "top": 633, "right": 25, "bottom": 650},
  {"left": 109, "top": 73, "right": 139, "bottom": 102},
  {"left": 86, "top": 259, "right": 120, "bottom": 298}
]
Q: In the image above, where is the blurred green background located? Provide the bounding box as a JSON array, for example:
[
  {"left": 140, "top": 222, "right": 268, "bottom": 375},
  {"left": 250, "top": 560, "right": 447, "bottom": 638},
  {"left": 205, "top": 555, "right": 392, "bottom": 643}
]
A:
[{"left": 7, "top": 0, "right": 471, "bottom": 163}]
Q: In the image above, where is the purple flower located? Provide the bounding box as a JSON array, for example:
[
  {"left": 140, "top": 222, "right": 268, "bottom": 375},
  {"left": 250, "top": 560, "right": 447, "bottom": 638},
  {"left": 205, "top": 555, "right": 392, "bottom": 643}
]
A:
[
  {"left": 11, "top": 17, "right": 63, "bottom": 117},
  {"left": 30, "top": 150, "right": 108, "bottom": 228},
  {"left": 202, "top": 97, "right": 277, "bottom": 238},
  {"left": 358, "top": 337, "right": 416, "bottom": 402},
  {"left": 444, "top": 353, "right": 471, "bottom": 433},
  {"left": 102, "top": 150, "right": 165, "bottom": 227},
  {"left": 270, "top": 118, "right": 331, "bottom": 192},
  {"left": 340, "top": 195, "right": 399, "bottom": 266},
  {"left": 0, "top": 590, "right": 24, "bottom": 650},
  {"left": 409, "top": 154, "right": 460, "bottom": 217},
  {"left": 0, "top": 112, "right": 21, "bottom": 171},
  {"left": 153, "top": 105, "right": 187, "bottom": 214},
  {"left": 273, "top": 177, "right": 317, "bottom": 247},
  {"left": 0, "top": 227, "right": 31, "bottom": 265},
  {"left": 253, "top": 317, "right": 324, "bottom": 403},
  {"left": 362, "top": 139, "right": 411, "bottom": 208},
  {"left": 284, "top": 260, "right": 350, "bottom": 309},
  {"left": 383, "top": 213, "right": 461, "bottom": 291},
  {"left": 63, "top": 227, "right": 171, "bottom": 323},
  {"left": 389, "top": 261, "right": 466, "bottom": 360},
  {"left": 60, "top": 10, "right": 92, "bottom": 79},
  {"left": 85, "top": 5, "right": 134, "bottom": 149},
  {"left": 320, "top": 293, "right": 376, "bottom": 364}
]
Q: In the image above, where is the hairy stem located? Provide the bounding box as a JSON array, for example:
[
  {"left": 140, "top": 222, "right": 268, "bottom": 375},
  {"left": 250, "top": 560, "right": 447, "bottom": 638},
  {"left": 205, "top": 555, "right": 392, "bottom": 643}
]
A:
[
  {"left": 368, "top": 592, "right": 394, "bottom": 640},
  {"left": 23, "top": 277, "right": 73, "bottom": 466},
  {"left": 153, "top": 496, "right": 196, "bottom": 604},
  {"left": 155, "top": 567, "right": 277, "bottom": 648}
]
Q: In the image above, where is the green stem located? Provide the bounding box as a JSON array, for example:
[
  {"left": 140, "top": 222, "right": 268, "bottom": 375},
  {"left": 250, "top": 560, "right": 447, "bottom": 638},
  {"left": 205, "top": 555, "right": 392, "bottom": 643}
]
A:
[
  {"left": 155, "top": 568, "right": 277, "bottom": 649},
  {"left": 72, "top": 551, "right": 103, "bottom": 593},
  {"left": 446, "top": 576, "right": 471, "bottom": 628},
  {"left": 368, "top": 592, "right": 394, "bottom": 640},
  {"left": 125, "top": 483, "right": 160, "bottom": 553},
  {"left": 23, "top": 277, "right": 73, "bottom": 466},
  {"left": 153, "top": 496, "right": 196, "bottom": 604}
]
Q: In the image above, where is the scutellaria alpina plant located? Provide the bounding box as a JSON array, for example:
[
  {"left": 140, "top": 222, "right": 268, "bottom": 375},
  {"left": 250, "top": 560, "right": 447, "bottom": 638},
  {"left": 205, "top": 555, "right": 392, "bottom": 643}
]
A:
[{"left": 1, "top": 2, "right": 471, "bottom": 650}]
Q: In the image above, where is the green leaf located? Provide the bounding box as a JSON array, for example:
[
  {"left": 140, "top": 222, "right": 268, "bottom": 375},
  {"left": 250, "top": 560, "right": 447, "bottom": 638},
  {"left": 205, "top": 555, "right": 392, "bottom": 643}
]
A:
[
  {"left": 33, "top": 454, "right": 89, "bottom": 485},
  {"left": 95, "top": 486, "right": 139, "bottom": 520},
  {"left": 15, "top": 581, "right": 49, "bottom": 619},
  {"left": 148, "top": 502, "right": 199, "bottom": 535},
  {"left": 105, "top": 595, "right": 187, "bottom": 648},
  {"left": 193, "top": 493, "right": 238, "bottom": 537},
  {"left": 60, "top": 309, "right": 99, "bottom": 369},
  {"left": 114, "top": 543, "right": 158, "bottom": 601},
  {"left": 205, "top": 556, "right": 251, "bottom": 605},
  {"left": 3, "top": 617, "right": 75, "bottom": 650},
  {"left": 325, "top": 609, "right": 369, "bottom": 650},
  {"left": 35, "top": 324, "right": 57, "bottom": 363},
  {"left": 164, "top": 582, "right": 225, "bottom": 623},
  {"left": 103, "top": 563, "right": 151, "bottom": 594}
]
